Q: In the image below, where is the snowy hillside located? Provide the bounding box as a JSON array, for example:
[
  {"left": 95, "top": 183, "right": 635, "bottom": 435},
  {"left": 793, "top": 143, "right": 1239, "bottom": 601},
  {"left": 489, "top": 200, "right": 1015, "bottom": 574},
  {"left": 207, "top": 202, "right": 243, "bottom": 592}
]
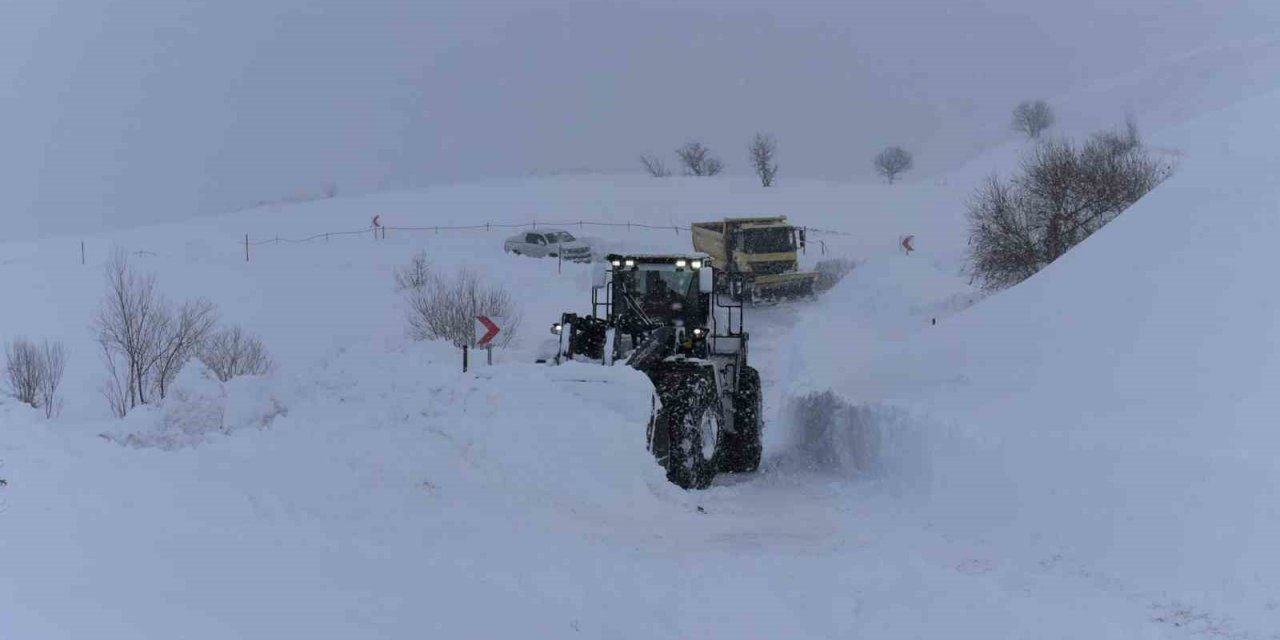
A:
[{"left": 4, "top": 88, "right": 1280, "bottom": 637}]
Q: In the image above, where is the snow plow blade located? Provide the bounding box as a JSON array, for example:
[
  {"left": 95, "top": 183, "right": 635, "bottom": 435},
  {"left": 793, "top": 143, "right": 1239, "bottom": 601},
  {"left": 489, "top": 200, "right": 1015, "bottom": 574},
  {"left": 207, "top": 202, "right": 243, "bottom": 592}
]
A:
[{"left": 749, "top": 272, "right": 819, "bottom": 303}]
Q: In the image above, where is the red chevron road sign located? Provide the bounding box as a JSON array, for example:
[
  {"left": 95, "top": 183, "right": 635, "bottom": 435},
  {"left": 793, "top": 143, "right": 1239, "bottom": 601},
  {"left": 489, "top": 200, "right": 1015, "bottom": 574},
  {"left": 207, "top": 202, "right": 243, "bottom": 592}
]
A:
[{"left": 475, "top": 315, "right": 500, "bottom": 347}]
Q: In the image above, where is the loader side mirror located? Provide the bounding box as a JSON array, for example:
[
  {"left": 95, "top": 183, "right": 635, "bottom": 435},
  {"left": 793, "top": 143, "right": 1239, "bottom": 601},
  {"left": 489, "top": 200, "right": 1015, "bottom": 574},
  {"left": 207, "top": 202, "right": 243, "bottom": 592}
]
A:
[
  {"left": 699, "top": 267, "right": 714, "bottom": 294},
  {"left": 798, "top": 228, "right": 807, "bottom": 251},
  {"left": 591, "top": 262, "right": 608, "bottom": 288}
]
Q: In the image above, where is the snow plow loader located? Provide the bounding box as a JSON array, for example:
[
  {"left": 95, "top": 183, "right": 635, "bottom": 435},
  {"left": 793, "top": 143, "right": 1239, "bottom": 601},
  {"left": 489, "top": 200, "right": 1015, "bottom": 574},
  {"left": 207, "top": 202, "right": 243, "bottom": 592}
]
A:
[
  {"left": 549, "top": 253, "right": 762, "bottom": 489},
  {"left": 691, "top": 216, "right": 819, "bottom": 303}
]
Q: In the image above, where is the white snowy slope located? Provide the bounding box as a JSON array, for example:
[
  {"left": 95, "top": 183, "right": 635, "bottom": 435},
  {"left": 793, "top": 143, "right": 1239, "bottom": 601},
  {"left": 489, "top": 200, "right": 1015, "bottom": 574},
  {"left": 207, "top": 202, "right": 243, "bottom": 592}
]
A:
[
  {"left": 2, "top": 94, "right": 1278, "bottom": 637},
  {"left": 786, "top": 87, "right": 1280, "bottom": 635}
]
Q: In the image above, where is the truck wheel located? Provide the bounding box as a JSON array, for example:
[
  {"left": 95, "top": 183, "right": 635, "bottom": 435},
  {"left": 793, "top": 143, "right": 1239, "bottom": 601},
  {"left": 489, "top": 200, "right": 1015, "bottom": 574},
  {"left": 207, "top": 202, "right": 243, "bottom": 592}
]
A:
[
  {"left": 653, "top": 385, "right": 721, "bottom": 490},
  {"left": 720, "top": 366, "right": 762, "bottom": 473}
]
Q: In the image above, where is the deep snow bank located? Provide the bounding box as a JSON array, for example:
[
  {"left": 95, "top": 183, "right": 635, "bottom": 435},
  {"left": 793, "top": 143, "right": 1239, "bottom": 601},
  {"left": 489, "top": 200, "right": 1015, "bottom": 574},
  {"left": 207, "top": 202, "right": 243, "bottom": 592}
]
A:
[
  {"left": 0, "top": 337, "right": 688, "bottom": 639},
  {"left": 786, "top": 87, "right": 1280, "bottom": 619}
]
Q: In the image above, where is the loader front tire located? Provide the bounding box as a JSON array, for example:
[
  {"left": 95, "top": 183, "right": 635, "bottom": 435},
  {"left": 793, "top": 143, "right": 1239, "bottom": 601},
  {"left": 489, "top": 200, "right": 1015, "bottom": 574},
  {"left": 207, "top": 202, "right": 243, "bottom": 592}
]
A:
[{"left": 652, "top": 369, "right": 721, "bottom": 490}]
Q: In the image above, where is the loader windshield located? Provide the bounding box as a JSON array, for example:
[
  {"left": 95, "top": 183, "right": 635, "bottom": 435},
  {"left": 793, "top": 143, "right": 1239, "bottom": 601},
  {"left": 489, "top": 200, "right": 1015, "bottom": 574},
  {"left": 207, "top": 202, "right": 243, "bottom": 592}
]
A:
[
  {"left": 617, "top": 268, "right": 702, "bottom": 325},
  {"left": 737, "top": 227, "right": 795, "bottom": 254}
]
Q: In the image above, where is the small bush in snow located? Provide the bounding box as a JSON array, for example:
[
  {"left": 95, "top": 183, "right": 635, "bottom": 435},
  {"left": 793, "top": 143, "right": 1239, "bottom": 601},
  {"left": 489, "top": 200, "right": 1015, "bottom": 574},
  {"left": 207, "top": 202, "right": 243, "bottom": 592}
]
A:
[
  {"left": 748, "top": 132, "right": 778, "bottom": 187},
  {"left": 967, "top": 118, "right": 1174, "bottom": 291},
  {"left": 401, "top": 263, "right": 521, "bottom": 348},
  {"left": 1012, "top": 99, "right": 1055, "bottom": 140},
  {"left": 873, "top": 147, "right": 913, "bottom": 184},
  {"left": 393, "top": 251, "right": 432, "bottom": 292},
  {"left": 4, "top": 338, "right": 67, "bottom": 418},
  {"left": 676, "top": 141, "right": 724, "bottom": 177},
  {"left": 639, "top": 154, "right": 671, "bottom": 178},
  {"left": 198, "top": 326, "right": 274, "bottom": 382}
]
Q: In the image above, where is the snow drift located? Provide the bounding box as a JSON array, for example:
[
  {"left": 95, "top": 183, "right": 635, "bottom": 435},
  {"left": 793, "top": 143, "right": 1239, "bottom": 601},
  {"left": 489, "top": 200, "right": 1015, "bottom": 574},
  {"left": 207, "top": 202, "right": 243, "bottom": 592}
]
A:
[{"left": 785, "top": 87, "right": 1280, "bottom": 631}]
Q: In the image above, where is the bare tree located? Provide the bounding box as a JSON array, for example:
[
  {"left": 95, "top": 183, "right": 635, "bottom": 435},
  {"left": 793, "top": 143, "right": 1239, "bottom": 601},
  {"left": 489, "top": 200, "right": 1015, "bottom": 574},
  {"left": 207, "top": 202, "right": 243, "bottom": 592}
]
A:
[
  {"left": 639, "top": 154, "right": 671, "bottom": 178},
  {"left": 38, "top": 341, "right": 66, "bottom": 419},
  {"left": 873, "top": 147, "right": 913, "bottom": 184},
  {"left": 151, "top": 299, "right": 218, "bottom": 400},
  {"left": 393, "top": 251, "right": 432, "bottom": 292},
  {"left": 4, "top": 339, "right": 43, "bottom": 407},
  {"left": 199, "top": 326, "right": 273, "bottom": 382},
  {"left": 100, "top": 342, "right": 131, "bottom": 419},
  {"left": 1012, "top": 100, "right": 1055, "bottom": 139},
  {"left": 95, "top": 250, "right": 222, "bottom": 415},
  {"left": 749, "top": 133, "right": 778, "bottom": 187},
  {"left": 95, "top": 250, "right": 165, "bottom": 412},
  {"left": 4, "top": 338, "right": 67, "bottom": 419},
  {"left": 968, "top": 119, "right": 1174, "bottom": 290},
  {"left": 403, "top": 266, "right": 522, "bottom": 348},
  {"left": 676, "top": 141, "right": 724, "bottom": 177}
]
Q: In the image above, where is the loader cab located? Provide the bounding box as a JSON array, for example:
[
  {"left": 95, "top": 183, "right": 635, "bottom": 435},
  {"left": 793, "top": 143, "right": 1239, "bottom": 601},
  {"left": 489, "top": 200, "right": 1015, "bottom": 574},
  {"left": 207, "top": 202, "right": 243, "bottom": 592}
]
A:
[
  {"left": 596, "top": 253, "right": 744, "bottom": 350},
  {"left": 608, "top": 256, "right": 709, "bottom": 329}
]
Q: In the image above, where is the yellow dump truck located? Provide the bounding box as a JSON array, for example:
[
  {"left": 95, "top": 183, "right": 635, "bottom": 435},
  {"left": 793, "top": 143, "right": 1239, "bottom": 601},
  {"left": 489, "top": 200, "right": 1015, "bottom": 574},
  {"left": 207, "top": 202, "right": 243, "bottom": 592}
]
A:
[{"left": 691, "top": 216, "right": 818, "bottom": 302}]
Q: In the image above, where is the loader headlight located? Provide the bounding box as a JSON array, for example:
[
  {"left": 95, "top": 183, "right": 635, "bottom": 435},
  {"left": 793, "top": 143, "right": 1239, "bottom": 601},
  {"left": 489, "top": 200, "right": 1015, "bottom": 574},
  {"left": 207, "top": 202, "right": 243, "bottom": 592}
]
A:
[
  {"left": 551, "top": 322, "right": 563, "bottom": 335},
  {"left": 691, "top": 327, "right": 706, "bottom": 338},
  {"left": 690, "top": 259, "right": 703, "bottom": 270}
]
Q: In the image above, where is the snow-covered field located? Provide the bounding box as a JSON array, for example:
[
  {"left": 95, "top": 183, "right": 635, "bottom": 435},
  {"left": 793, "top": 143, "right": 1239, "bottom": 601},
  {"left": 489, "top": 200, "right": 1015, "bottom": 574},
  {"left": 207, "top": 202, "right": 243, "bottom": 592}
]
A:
[{"left": 4, "top": 87, "right": 1280, "bottom": 637}]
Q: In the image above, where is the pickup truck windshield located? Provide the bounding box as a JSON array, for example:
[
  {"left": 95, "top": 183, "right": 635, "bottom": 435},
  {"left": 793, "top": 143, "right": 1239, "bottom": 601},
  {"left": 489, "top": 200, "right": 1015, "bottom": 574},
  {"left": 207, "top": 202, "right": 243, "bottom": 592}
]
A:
[
  {"left": 545, "top": 231, "right": 576, "bottom": 243},
  {"left": 737, "top": 227, "right": 794, "bottom": 254}
]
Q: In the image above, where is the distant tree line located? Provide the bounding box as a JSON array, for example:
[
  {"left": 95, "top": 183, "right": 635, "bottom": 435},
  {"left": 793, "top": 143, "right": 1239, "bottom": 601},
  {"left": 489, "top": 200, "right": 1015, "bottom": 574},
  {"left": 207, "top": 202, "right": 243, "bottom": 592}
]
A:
[{"left": 636, "top": 99, "right": 1070, "bottom": 187}]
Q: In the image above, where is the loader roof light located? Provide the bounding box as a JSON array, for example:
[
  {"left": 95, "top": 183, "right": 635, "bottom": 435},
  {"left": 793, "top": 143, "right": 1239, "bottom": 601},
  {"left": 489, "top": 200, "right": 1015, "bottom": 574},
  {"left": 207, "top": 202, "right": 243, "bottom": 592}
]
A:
[
  {"left": 610, "top": 259, "right": 622, "bottom": 267},
  {"left": 624, "top": 259, "right": 636, "bottom": 268},
  {"left": 690, "top": 259, "right": 703, "bottom": 270},
  {"left": 675, "top": 259, "right": 688, "bottom": 269}
]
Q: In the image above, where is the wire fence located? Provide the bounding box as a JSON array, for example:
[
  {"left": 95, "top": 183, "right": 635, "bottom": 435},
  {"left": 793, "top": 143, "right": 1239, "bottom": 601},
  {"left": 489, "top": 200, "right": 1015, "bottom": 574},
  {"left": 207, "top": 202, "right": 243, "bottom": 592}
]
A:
[{"left": 242, "top": 218, "right": 851, "bottom": 249}]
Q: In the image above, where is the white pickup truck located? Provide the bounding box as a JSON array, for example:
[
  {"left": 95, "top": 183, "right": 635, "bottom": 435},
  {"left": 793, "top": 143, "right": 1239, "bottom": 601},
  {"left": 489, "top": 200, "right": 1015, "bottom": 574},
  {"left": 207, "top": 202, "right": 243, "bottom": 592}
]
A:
[{"left": 503, "top": 229, "right": 593, "bottom": 262}]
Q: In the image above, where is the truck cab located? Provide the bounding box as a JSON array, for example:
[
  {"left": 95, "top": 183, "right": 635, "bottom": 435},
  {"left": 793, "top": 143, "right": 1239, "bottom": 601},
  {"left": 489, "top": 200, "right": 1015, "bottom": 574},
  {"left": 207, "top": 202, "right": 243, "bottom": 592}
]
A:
[{"left": 691, "top": 216, "right": 817, "bottom": 302}]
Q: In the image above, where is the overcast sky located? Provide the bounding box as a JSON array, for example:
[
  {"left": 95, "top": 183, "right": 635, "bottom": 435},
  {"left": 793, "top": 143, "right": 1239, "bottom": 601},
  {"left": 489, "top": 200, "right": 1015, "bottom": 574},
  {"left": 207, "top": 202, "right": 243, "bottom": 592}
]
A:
[{"left": 3, "top": 0, "right": 1279, "bottom": 238}]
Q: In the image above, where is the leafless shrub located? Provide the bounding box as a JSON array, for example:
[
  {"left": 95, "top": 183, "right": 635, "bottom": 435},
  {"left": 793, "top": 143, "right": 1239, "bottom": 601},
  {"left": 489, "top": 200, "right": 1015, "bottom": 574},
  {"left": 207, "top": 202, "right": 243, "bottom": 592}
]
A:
[
  {"left": 968, "top": 119, "right": 1174, "bottom": 291},
  {"left": 4, "top": 339, "right": 43, "bottom": 407},
  {"left": 873, "top": 147, "right": 913, "bottom": 184},
  {"left": 95, "top": 250, "right": 221, "bottom": 416},
  {"left": 96, "top": 250, "right": 164, "bottom": 414},
  {"left": 199, "top": 326, "right": 273, "bottom": 382},
  {"left": 403, "top": 266, "right": 521, "bottom": 348},
  {"left": 1012, "top": 100, "right": 1055, "bottom": 139},
  {"left": 394, "top": 251, "right": 433, "bottom": 292},
  {"left": 749, "top": 133, "right": 778, "bottom": 187},
  {"left": 4, "top": 338, "right": 67, "bottom": 419},
  {"left": 38, "top": 341, "right": 66, "bottom": 419},
  {"left": 676, "top": 141, "right": 724, "bottom": 177},
  {"left": 153, "top": 299, "right": 218, "bottom": 399},
  {"left": 639, "top": 154, "right": 671, "bottom": 178}
]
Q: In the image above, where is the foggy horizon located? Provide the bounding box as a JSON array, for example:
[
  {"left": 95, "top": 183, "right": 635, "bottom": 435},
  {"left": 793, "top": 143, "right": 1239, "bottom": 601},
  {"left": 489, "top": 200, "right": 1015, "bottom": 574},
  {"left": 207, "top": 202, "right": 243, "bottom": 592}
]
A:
[{"left": 4, "top": 0, "right": 1278, "bottom": 239}]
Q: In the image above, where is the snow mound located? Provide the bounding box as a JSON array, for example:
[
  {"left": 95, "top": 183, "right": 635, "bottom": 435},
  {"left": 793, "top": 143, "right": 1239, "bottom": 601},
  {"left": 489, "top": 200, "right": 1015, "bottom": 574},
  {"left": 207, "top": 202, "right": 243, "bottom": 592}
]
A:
[
  {"left": 102, "top": 363, "right": 287, "bottom": 449},
  {"left": 290, "top": 338, "right": 678, "bottom": 511}
]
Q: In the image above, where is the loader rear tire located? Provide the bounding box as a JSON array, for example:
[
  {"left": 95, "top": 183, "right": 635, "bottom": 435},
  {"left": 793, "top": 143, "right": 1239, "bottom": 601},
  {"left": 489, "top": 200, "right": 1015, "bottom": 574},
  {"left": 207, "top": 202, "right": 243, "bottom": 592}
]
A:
[{"left": 720, "top": 366, "right": 762, "bottom": 473}]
